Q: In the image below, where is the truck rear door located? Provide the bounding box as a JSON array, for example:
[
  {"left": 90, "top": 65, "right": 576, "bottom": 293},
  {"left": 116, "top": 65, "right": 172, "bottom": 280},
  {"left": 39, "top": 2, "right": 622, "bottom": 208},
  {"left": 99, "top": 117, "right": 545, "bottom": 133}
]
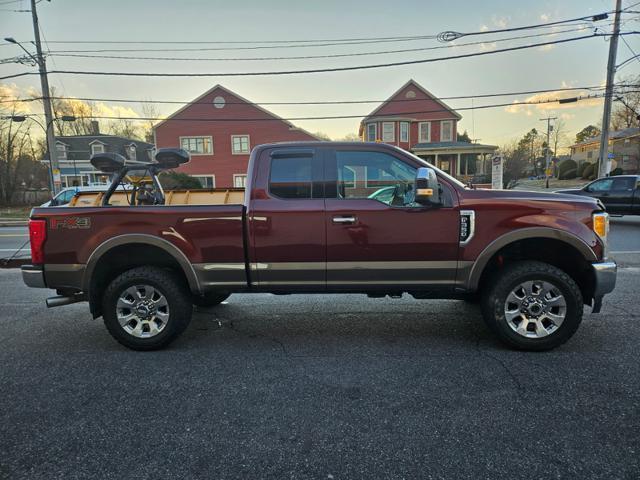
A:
[
  {"left": 246, "top": 147, "right": 326, "bottom": 289},
  {"left": 324, "top": 147, "right": 460, "bottom": 291}
]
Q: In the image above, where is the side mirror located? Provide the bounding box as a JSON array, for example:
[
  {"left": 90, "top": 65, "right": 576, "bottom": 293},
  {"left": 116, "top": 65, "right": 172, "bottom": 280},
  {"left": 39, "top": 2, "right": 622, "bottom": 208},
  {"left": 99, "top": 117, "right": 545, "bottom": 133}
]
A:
[
  {"left": 415, "top": 167, "right": 441, "bottom": 206},
  {"left": 155, "top": 148, "right": 190, "bottom": 169}
]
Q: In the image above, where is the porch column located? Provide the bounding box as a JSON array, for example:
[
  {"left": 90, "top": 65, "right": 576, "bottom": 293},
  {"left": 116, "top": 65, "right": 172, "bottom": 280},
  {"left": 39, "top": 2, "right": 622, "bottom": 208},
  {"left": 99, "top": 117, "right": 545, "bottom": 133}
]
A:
[
  {"left": 456, "top": 153, "right": 461, "bottom": 176},
  {"left": 435, "top": 153, "right": 439, "bottom": 168}
]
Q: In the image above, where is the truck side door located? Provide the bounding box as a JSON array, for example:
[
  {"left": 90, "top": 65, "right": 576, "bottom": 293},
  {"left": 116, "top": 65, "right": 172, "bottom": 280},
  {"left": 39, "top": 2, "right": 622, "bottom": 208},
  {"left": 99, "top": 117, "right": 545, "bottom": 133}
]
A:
[
  {"left": 246, "top": 148, "right": 326, "bottom": 289},
  {"left": 324, "top": 147, "right": 460, "bottom": 291}
]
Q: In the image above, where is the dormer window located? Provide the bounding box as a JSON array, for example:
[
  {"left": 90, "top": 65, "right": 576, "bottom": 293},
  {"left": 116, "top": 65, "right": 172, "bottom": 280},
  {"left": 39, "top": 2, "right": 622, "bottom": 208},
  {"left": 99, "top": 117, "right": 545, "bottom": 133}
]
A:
[
  {"left": 55, "top": 142, "right": 67, "bottom": 160},
  {"left": 91, "top": 143, "right": 104, "bottom": 156},
  {"left": 127, "top": 144, "right": 137, "bottom": 161}
]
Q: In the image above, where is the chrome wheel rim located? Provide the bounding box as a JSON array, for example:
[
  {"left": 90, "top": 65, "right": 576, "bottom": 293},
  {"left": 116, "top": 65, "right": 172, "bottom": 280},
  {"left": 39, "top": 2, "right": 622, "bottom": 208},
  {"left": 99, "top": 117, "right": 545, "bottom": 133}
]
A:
[
  {"left": 504, "top": 280, "right": 567, "bottom": 339},
  {"left": 116, "top": 285, "right": 169, "bottom": 338}
]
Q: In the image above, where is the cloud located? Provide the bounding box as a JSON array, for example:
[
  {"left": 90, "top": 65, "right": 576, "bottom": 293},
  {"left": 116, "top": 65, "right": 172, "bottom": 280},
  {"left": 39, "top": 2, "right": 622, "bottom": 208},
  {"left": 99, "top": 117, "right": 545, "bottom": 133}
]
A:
[
  {"left": 505, "top": 84, "right": 603, "bottom": 115},
  {"left": 0, "top": 83, "right": 38, "bottom": 114}
]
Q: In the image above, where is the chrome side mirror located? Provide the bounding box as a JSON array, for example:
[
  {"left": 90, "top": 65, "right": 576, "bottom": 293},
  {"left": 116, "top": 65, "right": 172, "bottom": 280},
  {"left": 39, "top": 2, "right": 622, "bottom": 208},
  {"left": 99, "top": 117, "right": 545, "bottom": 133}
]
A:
[{"left": 415, "top": 167, "right": 441, "bottom": 206}]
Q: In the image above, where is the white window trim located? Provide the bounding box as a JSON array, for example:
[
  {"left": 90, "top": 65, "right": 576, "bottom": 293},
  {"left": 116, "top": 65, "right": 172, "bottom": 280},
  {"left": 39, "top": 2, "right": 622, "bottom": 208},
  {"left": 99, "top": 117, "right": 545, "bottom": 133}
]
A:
[
  {"left": 440, "top": 120, "right": 454, "bottom": 142},
  {"left": 192, "top": 175, "right": 216, "bottom": 188},
  {"left": 90, "top": 143, "right": 105, "bottom": 155},
  {"left": 381, "top": 122, "right": 395, "bottom": 142},
  {"left": 231, "top": 135, "right": 251, "bottom": 155},
  {"left": 56, "top": 142, "right": 68, "bottom": 159},
  {"left": 179, "top": 135, "right": 214, "bottom": 156},
  {"left": 418, "top": 122, "right": 431, "bottom": 143},
  {"left": 400, "top": 122, "right": 409, "bottom": 143},
  {"left": 366, "top": 123, "right": 377, "bottom": 142},
  {"left": 233, "top": 174, "right": 247, "bottom": 188}
]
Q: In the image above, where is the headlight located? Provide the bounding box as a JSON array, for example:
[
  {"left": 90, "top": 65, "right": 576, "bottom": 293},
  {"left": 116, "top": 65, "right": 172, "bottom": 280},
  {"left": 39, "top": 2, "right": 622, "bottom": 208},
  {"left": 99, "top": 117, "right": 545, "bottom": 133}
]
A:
[{"left": 592, "top": 212, "right": 609, "bottom": 243}]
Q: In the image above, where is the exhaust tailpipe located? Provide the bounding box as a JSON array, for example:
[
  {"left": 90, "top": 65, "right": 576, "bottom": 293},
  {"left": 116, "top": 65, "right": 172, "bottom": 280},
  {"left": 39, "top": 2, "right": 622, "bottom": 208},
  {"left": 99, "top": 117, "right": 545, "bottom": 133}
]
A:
[{"left": 46, "top": 294, "right": 84, "bottom": 308}]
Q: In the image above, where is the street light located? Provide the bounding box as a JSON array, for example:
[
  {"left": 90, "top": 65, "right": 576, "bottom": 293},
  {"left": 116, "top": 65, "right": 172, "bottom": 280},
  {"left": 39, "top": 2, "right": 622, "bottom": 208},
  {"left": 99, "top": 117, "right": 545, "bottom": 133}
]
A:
[{"left": 3, "top": 37, "right": 39, "bottom": 66}]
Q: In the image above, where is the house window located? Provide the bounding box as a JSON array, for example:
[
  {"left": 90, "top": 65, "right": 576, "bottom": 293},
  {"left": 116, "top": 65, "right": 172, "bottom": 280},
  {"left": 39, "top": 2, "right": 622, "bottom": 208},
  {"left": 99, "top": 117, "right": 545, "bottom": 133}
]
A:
[
  {"left": 91, "top": 143, "right": 104, "bottom": 156},
  {"left": 400, "top": 122, "right": 409, "bottom": 142},
  {"left": 233, "top": 174, "right": 247, "bottom": 188},
  {"left": 180, "top": 136, "right": 213, "bottom": 155},
  {"left": 127, "top": 145, "right": 137, "bottom": 161},
  {"left": 56, "top": 143, "right": 67, "bottom": 160},
  {"left": 366, "top": 123, "right": 377, "bottom": 142},
  {"left": 381, "top": 122, "right": 395, "bottom": 142},
  {"left": 441, "top": 121, "right": 453, "bottom": 142},
  {"left": 418, "top": 122, "right": 431, "bottom": 143},
  {"left": 231, "top": 135, "right": 250, "bottom": 154},
  {"left": 193, "top": 175, "right": 215, "bottom": 188}
]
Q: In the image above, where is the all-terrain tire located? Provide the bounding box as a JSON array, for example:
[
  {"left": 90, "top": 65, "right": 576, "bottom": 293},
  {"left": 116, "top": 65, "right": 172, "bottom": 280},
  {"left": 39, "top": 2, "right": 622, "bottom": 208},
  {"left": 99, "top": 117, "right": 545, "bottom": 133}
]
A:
[
  {"left": 481, "top": 260, "right": 583, "bottom": 351},
  {"left": 102, "top": 266, "right": 192, "bottom": 350}
]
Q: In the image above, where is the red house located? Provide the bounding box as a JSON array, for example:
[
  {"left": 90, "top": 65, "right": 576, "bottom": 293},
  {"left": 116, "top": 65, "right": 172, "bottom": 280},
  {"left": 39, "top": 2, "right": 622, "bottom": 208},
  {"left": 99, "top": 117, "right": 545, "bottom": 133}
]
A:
[
  {"left": 153, "top": 84, "right": 319, "bottom": 188},
  {"left": 359, "top": 79, "right": 496, "bottom": 180}
]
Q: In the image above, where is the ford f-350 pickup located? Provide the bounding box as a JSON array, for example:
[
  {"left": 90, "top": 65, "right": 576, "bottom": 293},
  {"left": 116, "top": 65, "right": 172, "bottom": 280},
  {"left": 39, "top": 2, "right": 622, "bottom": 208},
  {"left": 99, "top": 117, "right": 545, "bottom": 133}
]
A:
[{"left": 22, "top": 142, "right": 616, "bottom": 351}]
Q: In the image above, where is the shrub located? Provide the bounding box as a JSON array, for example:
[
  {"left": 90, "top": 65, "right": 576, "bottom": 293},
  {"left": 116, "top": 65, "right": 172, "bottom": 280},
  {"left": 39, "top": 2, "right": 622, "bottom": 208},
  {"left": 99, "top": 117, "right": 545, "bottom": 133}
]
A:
[
  {"left": 559, "top": 168, "right": 577, "bottom": 180},
  {"left": 159, "top": 171, "right": 203, "bottom": 189},
  {"left": 582, "top": 162, "right": 596, "bottom": 179},
  {"left": 557, "top": 159, "right": 577, "bottom": 178},
  {"left": 610, "top": 167, "right": 623, "bottom": 176},
  {"left": 576, "top": 162, "right": 589, "bottom": 177}
]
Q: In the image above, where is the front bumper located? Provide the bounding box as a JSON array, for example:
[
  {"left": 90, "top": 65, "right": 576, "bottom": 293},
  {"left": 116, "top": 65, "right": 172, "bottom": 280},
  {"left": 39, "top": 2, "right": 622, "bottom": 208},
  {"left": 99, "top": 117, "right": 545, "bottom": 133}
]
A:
[
  {"left": 21, "top": 265, "right": 46, "bottom": 288},
  {"left": 591, "top": 261, "right": 617, "bottom": 313}
]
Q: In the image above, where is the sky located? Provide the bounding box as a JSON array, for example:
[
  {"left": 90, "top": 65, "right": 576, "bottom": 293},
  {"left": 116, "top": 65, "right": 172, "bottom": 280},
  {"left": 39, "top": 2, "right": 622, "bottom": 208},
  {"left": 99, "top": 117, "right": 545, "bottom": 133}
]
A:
[{"left": 1, "top": 0, "right": 639, "bottom": 150}]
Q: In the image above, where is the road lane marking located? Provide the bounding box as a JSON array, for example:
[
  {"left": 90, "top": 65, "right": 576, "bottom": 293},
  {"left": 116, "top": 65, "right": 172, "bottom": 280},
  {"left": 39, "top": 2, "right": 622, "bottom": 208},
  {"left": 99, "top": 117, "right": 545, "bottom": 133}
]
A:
[
  {"left": 0, "top": 234, "right": 28, "bottom": 237},
  {"left": 610, "top": 251, "right": 640, "bottom": 254},
  {"left": 0, "top": 248, "right": 29, "bottom": 251}
]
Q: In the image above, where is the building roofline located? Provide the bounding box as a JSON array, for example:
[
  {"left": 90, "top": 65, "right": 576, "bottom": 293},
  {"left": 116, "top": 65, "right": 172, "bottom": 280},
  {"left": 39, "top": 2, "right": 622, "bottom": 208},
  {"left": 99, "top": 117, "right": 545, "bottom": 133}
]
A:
[
  {"left": 361, "top": 79, "right": 462, "bottom": 123},
  {"left": 152, "top": 83, "right": 322, "bottom": 140}
]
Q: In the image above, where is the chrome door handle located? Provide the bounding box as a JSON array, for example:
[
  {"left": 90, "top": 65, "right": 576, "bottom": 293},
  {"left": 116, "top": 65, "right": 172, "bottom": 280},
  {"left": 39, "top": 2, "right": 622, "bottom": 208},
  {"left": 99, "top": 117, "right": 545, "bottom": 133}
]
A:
[{"left": 332, "top": 216, "right": 356, "bottom": 224}]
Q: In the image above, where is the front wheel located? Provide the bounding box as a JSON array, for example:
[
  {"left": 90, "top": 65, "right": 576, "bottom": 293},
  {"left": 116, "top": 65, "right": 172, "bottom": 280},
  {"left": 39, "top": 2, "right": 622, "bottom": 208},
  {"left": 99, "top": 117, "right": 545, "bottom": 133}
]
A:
[
  {"left": 481, "top": 261, "right": 583, "bottom": 351},
  {"left": 102, "top": 266, "right": 193, "bottom": 350}
]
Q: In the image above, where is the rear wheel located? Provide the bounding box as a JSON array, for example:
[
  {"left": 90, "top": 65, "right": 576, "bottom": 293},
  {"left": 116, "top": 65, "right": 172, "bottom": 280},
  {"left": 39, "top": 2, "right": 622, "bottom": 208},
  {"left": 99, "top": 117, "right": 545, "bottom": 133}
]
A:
[
  {"left": 192, "top": 292, "right": 230, "bottom": 308},
  {"left": 481, "top": 261, "right": 583, "bottom": 351},
  {"left": 102, "top": 266, "right": 192, "bottom": 350}
]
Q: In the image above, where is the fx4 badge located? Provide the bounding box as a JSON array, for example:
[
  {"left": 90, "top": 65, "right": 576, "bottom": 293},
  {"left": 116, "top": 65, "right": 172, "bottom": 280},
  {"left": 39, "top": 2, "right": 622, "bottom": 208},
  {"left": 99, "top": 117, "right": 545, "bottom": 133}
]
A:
[{"left": 50, "top": 217, "right": 91, "bottom": 230}]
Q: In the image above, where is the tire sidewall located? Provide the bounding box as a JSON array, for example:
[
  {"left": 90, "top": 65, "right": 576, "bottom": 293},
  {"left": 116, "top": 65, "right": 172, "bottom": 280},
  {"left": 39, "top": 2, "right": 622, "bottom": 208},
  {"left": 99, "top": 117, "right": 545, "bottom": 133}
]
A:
[
  {"left": 102, "top": 267, "right": 192, "bottom": 350},
  {"left": 485, "top": 263, "right": 583, "bottom": 351}
]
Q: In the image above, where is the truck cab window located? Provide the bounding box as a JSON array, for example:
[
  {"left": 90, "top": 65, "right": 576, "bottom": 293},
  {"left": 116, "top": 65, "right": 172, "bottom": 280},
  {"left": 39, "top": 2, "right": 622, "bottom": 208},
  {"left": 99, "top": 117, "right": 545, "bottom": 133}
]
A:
[
  {"left": 269, "top": 157, "right": 313, "bottom": 199},
  {"left": 611, "top": 177, "right": 635, "bottom": 191},
  {"left": 335, "top": 150, "right": 418, "bottom": 207},
  {"left": 588, "top": 179, "right": 613, "bottom": 192}
]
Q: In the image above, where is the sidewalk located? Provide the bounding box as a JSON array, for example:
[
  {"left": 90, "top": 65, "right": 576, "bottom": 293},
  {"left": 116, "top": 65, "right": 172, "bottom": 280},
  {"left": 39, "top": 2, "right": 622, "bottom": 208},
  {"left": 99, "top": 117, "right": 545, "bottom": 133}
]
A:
[{"left": 512, "top": 178, "right": 588, "bottom": 192}]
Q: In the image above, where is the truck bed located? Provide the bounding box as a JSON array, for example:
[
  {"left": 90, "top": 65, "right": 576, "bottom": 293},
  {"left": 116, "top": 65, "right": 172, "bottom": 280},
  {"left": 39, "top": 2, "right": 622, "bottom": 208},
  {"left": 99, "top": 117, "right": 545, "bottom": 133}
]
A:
[{"left": 68, "top": 188, "right": 245, "bottom": 207}]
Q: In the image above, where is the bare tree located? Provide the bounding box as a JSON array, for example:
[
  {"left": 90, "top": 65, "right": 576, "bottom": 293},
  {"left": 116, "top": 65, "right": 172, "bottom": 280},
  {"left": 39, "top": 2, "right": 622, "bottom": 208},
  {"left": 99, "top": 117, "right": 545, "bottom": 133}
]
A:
[
  {"left": 140, "top": 102, "right": 161, "bottom": 143},
  {"left": 107, "top": 117, "right": 143, "bottom": 140},
  {"left": 337, "top": 133, "right": 362, "bottom": 142},
  {"left": 550, "top": 119, "right": 569, "bottom": 156},
  {"left": 0, "top": 106, "right": 37, "bottom": 203},
  {"left": 611, "top": 75, "right": 640, "bottom": 130}
]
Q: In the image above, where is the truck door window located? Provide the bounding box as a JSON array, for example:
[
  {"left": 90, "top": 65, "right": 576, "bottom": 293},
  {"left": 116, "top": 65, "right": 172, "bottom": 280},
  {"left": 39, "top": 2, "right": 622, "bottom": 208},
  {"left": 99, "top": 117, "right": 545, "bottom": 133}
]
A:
[
  {"left": 269, "top": 157, "right": 313, "bottom": 199},
  {"left": 588, "top": 179, "right": 613, "bottom": 192},
  {"left": 611, "top": 178, "right": 635, "bottom": 191},
  {"left": 335, "top": 150, "right": 419, "bottom": 207}
]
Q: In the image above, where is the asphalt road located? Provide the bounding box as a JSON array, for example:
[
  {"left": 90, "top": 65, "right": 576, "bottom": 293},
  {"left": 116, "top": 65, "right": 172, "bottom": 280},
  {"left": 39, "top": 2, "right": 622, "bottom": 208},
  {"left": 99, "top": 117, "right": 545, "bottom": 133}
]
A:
[
  {"left": 1, "top": 258, "right": 639, "bottom": 479},
  {"left": 1, "top": 216, "right": 639, "bottom": 262}
]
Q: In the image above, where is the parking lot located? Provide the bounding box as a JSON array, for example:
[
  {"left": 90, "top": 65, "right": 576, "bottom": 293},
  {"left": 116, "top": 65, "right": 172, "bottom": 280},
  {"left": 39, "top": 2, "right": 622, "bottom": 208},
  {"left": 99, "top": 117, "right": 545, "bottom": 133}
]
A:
[{"left": 1, "top": 250, "right": 639, "bottom": 479}]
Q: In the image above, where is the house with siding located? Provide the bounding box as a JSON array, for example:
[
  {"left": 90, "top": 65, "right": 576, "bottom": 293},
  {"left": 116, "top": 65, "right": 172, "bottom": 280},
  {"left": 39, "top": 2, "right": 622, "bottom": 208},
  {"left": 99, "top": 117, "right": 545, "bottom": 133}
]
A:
[
  {"left": 153, "top": 84, "right": 319, "bottom": 188},
  {"left": 358, "top": 79, "right": 497, "bottom": 180},
  {"left": 569, "top": 127, "right": 639, "bottom": 174}
]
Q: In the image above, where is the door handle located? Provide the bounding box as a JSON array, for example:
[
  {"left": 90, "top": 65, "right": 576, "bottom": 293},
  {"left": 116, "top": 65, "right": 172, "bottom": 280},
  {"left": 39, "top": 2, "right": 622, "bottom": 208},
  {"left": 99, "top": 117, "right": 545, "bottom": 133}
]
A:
[{"left": 332, "top": 216, "right": 357, "bottom": 224}]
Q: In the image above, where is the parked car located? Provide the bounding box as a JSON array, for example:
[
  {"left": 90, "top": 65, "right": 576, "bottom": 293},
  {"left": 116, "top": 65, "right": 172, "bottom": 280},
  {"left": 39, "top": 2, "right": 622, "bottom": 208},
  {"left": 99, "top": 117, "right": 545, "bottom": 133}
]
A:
[
  {"left": 21, "top": 143, "right": 616, "bottom": 352},
  {"left": 556, "top": 175, "right": 640, "bottom": 216},
  {"left": 41, "top": 184, "right": 129, "bottom": 207}
]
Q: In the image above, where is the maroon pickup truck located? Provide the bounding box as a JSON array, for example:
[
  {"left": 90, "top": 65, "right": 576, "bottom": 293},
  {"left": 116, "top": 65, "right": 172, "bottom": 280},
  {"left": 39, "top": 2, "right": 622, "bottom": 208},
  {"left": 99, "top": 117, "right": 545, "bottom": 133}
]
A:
[{"left": 22, "top": 142, "right": 616, "bottom": 351}]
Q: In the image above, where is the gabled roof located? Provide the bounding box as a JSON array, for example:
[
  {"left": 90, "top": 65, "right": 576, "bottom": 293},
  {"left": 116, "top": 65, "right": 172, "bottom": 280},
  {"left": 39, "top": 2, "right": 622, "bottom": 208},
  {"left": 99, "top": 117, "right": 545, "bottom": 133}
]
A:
[
  {"left": 45, "top": 135, "right": 154, "bottom": 161},
  {"left": 362, "top": 79, "right": 462, "bottom": 122},
  {"left": 571, "top": 127, "right": 640, "bottom": 148},
  {"left": 152, "top": 84, "right": 320, "bottom": 139}
]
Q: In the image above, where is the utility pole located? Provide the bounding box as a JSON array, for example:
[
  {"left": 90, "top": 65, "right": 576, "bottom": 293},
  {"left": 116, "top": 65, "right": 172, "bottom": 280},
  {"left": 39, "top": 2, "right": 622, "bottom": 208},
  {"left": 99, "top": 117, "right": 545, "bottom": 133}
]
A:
[
  {"left": 30, "top": 0, "right": 60, "bottom": 194},
  {"left": 597, "top": 0, "right": 622, "bottom": 179},
  {"left": 540, "top": 117, "right": 557, "bottom": 188}
]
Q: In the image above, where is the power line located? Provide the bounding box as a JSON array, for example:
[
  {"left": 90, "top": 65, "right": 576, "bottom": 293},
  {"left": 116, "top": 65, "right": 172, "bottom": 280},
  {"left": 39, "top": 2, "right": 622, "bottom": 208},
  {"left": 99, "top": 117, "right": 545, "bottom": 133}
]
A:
[
  {"left": 3, "top": 84, "right": 622, "bottom": 107},
  {"left": 42, "top": 27, "right": 603, "bottom": 62},
  {"left": 0, "top": 33, "right": 616, "bottom": 81},
  {"left": 15, "top": 92, "right": 632, "bottom": 123}
]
